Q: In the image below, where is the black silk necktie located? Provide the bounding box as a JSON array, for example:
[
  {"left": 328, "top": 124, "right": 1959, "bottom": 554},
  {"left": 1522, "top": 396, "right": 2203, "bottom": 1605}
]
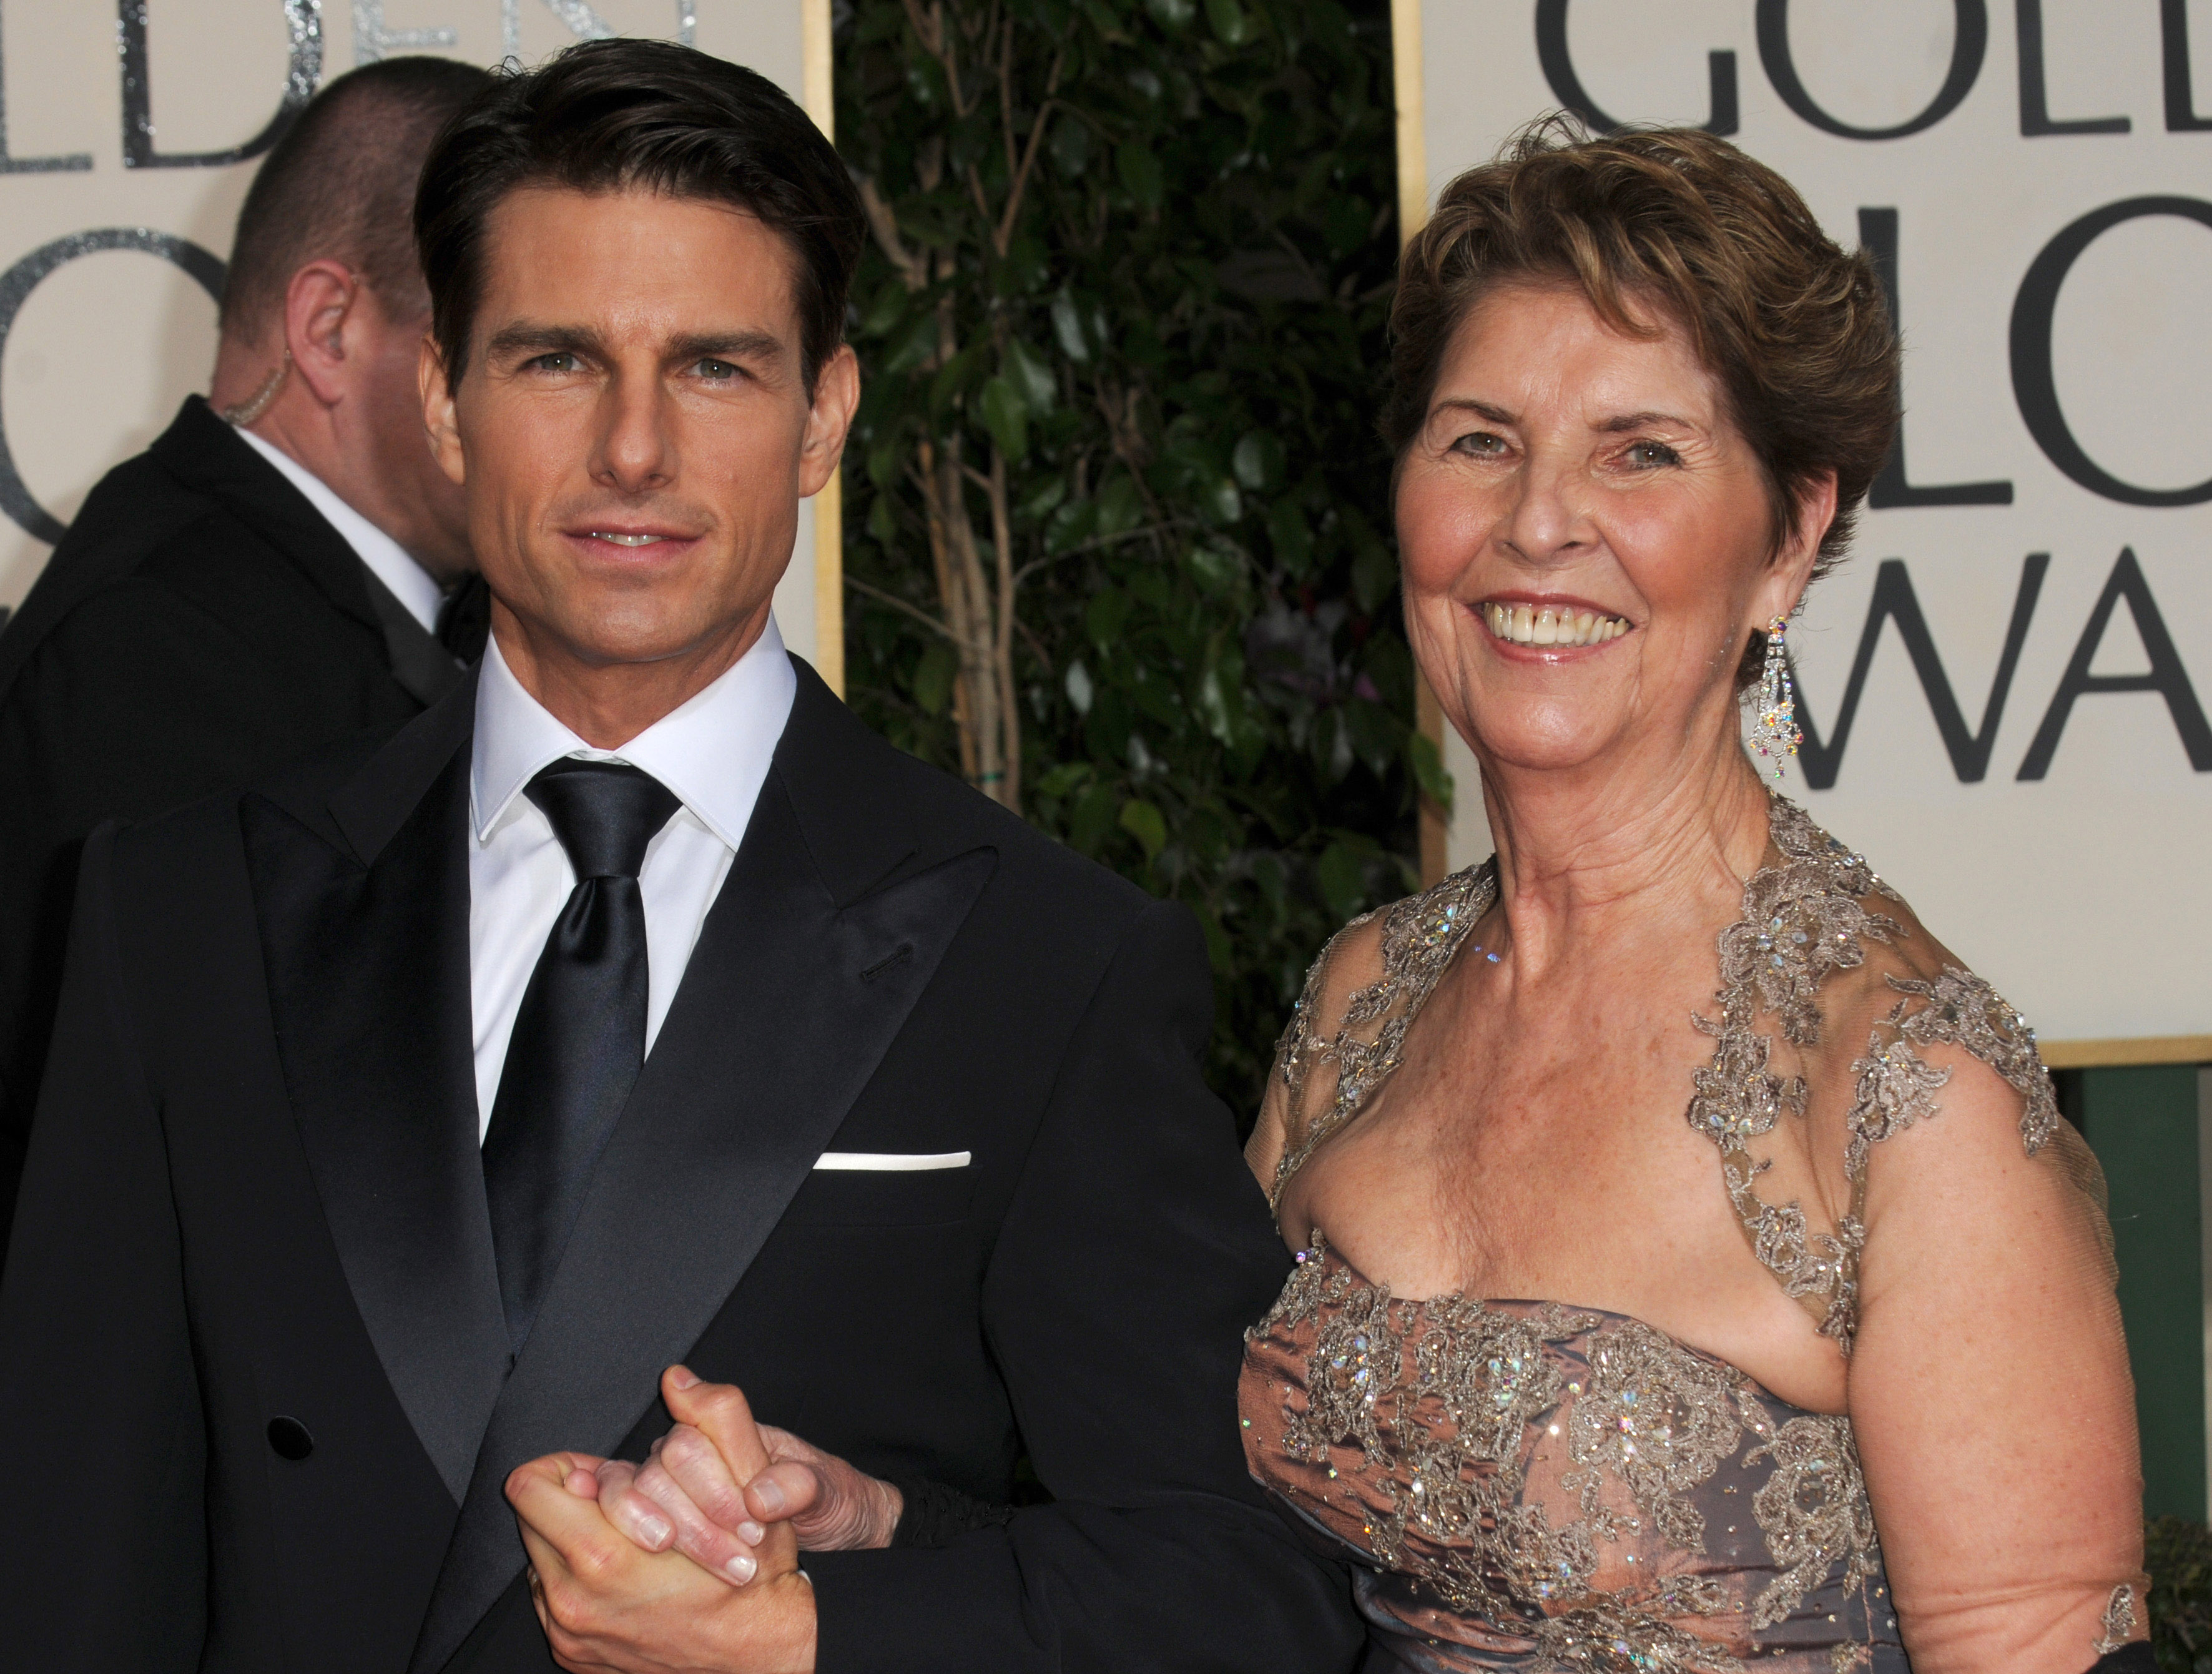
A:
[{"left": 482, "top": 759, "right": 681, "bottom": 1351}]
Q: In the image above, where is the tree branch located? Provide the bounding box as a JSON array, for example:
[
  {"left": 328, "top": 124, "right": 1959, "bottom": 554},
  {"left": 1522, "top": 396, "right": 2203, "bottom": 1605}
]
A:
[
  {"left": 1009, "top": 519, "right": 1201, "bottom": 591},
  {"left": 986, "top": 446, "right": 1021, "bottom": 810},
  {"left": 995, "top": 49, "right": 1065, "bottom": 256},
  {"left": 900, "top": 0, "right": 938, "bottom": 63},
  {"left": 998, "top": 18, "right": 1018, "bottom": 185},
  {"left": 1017, "top": 613, "right": 1051, "bottom": 667},
  {"left": 903, "top": 0, "right": 979, "bottom": 118},
  {"left": 855, "top": 174, "right": 927, "bottom": 290},
  {"left": 965, "top": 160, "right": 995, "bottom": 232},
  {"left": 845, "top": 575, "right": 960, "bottom": 641}
]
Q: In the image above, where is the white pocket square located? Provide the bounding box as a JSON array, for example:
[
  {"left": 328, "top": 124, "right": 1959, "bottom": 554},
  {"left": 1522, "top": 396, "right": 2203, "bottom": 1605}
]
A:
[{"left": 812, "top": 1150, "right": 971, "bottom": 1172}]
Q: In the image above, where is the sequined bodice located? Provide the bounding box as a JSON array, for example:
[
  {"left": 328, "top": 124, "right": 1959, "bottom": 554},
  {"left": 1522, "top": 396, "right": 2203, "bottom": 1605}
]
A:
[
  {"left": 1237, "top": 797, "right": 2125, "bottom": 1671},
  {"left": 1241, "top": 1241, "right": 1900, "bottom": 1673}
]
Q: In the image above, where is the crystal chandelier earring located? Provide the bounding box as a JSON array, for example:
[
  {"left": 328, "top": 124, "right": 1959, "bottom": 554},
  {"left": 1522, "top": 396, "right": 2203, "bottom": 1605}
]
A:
[{"left": 1746, "top": 614, "right": 1801, "bottom": 780}]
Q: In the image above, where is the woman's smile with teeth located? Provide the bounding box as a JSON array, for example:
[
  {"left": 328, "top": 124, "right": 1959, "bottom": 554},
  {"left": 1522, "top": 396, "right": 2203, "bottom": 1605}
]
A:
[{"left": 1482, "top": 601, "right": 1630, "bottom": 647}]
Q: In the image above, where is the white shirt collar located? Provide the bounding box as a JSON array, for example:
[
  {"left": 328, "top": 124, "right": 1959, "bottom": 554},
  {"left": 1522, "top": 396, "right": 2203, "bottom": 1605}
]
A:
[
  {"left": 470, "top": 615, "right": 797, "bottom": 852},
  {"left": 232, "top": 423, "right": 445, "bottom": 635}
]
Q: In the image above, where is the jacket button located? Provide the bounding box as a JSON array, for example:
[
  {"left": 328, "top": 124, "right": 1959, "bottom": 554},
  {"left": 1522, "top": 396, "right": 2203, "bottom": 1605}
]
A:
[{"left": 267, "top": 1416, "right": 315, "bottom": 1461}]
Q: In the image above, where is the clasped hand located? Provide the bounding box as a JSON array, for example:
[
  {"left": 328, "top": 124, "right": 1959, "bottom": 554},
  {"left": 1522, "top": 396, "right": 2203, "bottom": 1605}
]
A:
[{"left": 506, "top": 1366, "right": 901, "bottom": 1674}]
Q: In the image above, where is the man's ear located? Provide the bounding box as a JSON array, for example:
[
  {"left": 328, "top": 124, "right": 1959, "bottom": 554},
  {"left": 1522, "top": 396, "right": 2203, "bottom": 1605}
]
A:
[
  {"left": 282, "top": 260, "right": 362, "bottom": 408},
  {"left": 797, "top": 343, "right": 860, "bottom": 500},
  {"left": 420, "top": 333, "right": 466, "bottom": 488}
]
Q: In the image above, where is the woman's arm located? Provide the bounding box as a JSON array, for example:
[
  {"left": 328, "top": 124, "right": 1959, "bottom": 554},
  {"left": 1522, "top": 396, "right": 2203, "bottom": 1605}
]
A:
[{"left": 1849, "top": 1047, "right": 2145, "bottom": 1673}]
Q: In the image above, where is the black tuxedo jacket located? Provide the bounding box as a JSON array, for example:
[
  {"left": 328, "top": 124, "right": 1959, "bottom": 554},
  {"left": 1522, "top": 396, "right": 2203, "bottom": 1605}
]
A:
[
  {"left": 0, "top": 396, "right": 478, "bottom": 1260},
  {"left": 0, "top": 659, "right": 1361, "bottom": 1674}
]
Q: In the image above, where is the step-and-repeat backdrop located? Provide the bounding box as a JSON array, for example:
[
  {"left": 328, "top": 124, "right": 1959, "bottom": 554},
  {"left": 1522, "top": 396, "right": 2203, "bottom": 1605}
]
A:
[
  {"left": 0, "top": 0, "right": 833, "bottom": 676},
  {"left": 1413, "top": 0, "right": 2212, "bottom": 1054}
]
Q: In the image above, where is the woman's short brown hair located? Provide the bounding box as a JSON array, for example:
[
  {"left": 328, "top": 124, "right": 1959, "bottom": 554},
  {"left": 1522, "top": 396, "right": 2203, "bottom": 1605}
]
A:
[{"left": 1387, "top": 117, "right": 1899, "bottom": 606}]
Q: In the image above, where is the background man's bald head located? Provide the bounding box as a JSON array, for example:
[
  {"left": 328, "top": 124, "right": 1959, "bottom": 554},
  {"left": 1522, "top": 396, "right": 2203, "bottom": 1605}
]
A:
[{"left": 222, "top": 56, "right": 491, "bottom": 345}]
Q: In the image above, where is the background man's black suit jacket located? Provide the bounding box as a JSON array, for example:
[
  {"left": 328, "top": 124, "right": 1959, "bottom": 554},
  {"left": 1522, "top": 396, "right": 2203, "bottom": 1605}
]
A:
[
  {"left": 0, "top": 656, "right": 1362, "bottom": 1673},
  {"left": 0, "top": 395, "right": 479, "bottom": 1259}
]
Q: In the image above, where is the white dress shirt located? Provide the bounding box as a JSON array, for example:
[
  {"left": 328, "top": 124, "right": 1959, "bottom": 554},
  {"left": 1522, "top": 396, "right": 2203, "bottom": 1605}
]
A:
[
  {"left": 467, "top": 618, "right": 797, "bottom": 1137},
  {"left": 233, "top": 424, "right": 445, "bottom": 634}
]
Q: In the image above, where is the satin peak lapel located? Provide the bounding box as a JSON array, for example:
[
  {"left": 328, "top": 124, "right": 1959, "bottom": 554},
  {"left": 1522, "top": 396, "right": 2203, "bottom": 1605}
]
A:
[
  {"left": 408, "top": 774, "right": 995, "bottom": 1673},
  {"left": 243, "top": 719, "right": 508, "bottom": 1510}
]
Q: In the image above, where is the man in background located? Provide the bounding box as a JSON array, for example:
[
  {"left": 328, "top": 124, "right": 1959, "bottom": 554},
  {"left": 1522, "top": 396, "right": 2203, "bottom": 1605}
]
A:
[{"left": 0, "top": 55, "right": 490, "bottom": 1259}]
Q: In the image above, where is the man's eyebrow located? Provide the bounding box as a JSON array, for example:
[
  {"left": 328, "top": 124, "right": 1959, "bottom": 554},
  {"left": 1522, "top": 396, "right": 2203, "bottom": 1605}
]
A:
[
  {"left": 1596, "top": 410, "right": 1699, "bottom": 433},
  {"left": 484, "top": 322, "right": 606, "bottom": 361},
  {"left": 668, "top": 329, "right": 785, "bottom": 363}
]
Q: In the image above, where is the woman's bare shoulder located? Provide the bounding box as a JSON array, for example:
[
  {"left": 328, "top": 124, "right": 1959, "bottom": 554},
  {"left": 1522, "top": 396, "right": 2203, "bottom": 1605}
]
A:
[{"left": 1812, "top": 880, "right": 2062, "bottom": 1160}]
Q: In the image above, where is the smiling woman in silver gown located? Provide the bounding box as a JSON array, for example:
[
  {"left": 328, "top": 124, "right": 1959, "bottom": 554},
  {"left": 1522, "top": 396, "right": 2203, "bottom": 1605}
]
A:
[{"left": 1239, "top": 121, "right": 2148, "bottom": 1674}]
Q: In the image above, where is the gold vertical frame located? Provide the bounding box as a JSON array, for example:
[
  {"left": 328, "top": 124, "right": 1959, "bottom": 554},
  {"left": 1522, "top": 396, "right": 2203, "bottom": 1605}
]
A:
[
  {"left": 1392, "top": 0, "right": 1448, "bottom": 885},
  {"left": 802, "top": 0, "right": 845, "bottom": 696},
  {"left": 1391, "top": 0, "right": 1427, "bottom": 246}
]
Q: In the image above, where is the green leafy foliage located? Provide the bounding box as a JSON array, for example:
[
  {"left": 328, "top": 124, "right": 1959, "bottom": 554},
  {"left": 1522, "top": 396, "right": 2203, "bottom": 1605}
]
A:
[
  {"left": 837, "top": 0, "right": 1429, "bottom": 1118},
  {"left": 2150, "top": 1516, "right": 2212, "bottom": 1672}
]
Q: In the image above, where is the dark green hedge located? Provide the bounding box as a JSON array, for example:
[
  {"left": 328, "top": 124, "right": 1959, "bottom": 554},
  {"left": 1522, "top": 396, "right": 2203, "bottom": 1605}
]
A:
[
  {"left": 833, "top": 0, "right": 1432, "bottom": 1116},
  {"left": 2153, "top": 1517, "right": 2212, "bottom": 1670}
]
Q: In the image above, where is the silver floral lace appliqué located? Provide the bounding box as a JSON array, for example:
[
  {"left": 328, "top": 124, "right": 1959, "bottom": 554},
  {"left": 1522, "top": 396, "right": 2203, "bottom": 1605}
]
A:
[
  {"left": 1259, "top": 1241, "right": 1885, "bottom": 1652},
  {"left": 2093, "top": 1582, "right": 2139, "bottom": 1654},
  {"left": 1270, "top": 862, "right": 1495, "bottom": 1204},
  {"left": 1244, "top": 796, "right": 2068, "bottom": 1671},
  {"left": 1686, "top": 799, "right": 2061, "bottom": 1352}
]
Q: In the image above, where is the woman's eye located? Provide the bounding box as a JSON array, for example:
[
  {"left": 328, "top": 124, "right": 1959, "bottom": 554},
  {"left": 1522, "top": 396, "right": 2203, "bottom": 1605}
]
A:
[
  {"left": 1625, "top": 440, "right": 1681, "bottom": 468},
  {"left": 1453, "top": 431, "right": 1507, "bottom": 457}
]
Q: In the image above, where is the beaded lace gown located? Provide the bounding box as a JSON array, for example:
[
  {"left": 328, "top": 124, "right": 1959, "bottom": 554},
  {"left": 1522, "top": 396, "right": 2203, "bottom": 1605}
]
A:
[{"left": 1239, "top": 797, "right": 2134, "bottom": 1673}]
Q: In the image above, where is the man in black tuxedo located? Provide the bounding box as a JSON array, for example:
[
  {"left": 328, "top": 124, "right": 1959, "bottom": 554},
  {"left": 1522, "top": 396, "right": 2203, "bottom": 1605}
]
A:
[
  {"left": 0, "top": 39, "right": 1360, "bottom": 1674},
  {"left": 0, "top": 56, "right": 491, "bottom": 1258}
]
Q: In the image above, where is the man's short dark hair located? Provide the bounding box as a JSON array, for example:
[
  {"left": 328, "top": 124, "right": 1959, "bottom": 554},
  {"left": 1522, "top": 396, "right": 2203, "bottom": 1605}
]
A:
[
  {"left": 223, "top": 56, "right": 492, "bottom": 342},
  {"left": 414, "top": 39, "right": 865, "bottom": 394}
]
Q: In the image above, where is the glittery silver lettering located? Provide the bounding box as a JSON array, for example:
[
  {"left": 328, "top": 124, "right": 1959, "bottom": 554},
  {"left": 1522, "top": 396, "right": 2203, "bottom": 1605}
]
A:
[
  {"left": 501, "top": 0, "right": 699, "bottom": 66},
  {"left": 353, "top": 0, "right": 456, "bottom": 67},
  {"left": 0, "top": 230, "right": 225, "bottom": 543},
  {"left": 120, "top": 0, "right": 323, "bottom": 169}
]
